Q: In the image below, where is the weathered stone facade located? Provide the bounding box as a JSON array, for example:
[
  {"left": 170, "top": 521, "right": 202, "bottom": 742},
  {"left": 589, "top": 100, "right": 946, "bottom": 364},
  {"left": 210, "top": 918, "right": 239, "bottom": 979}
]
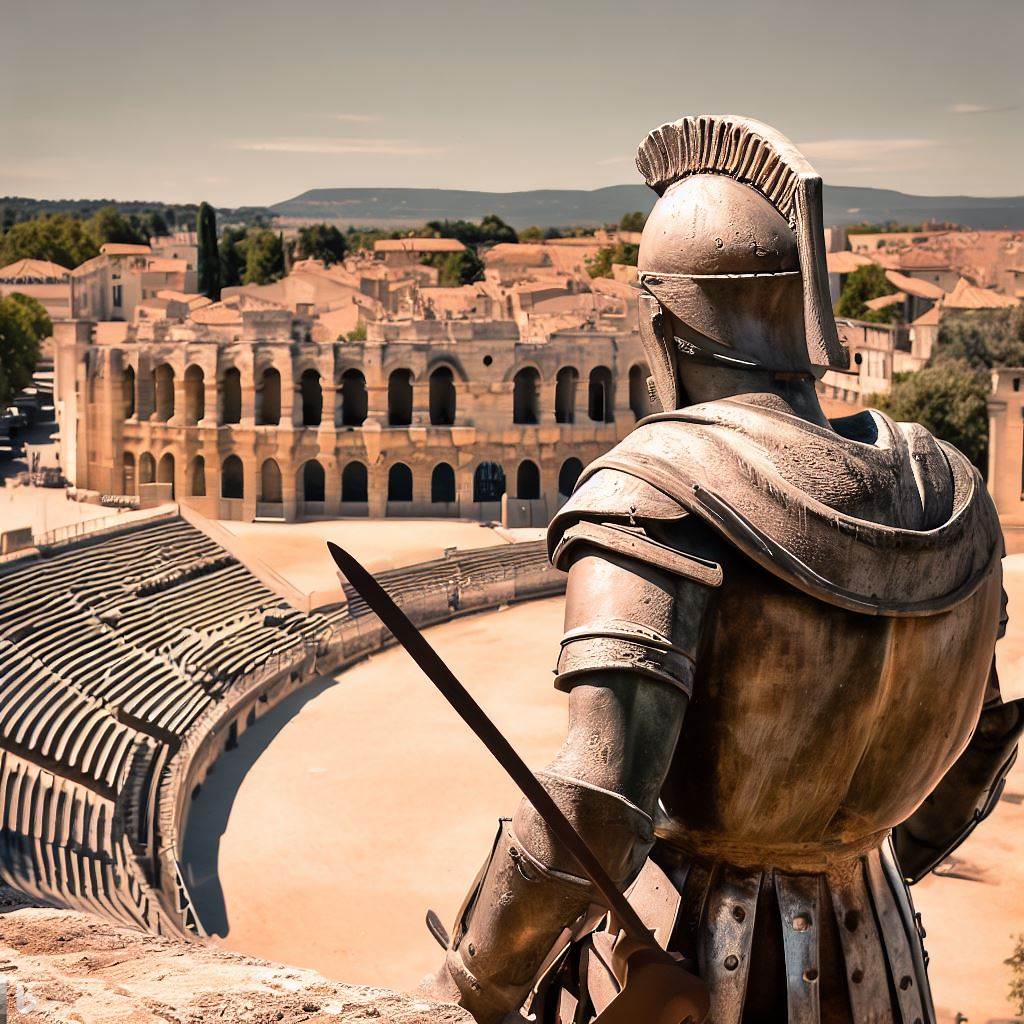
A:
[{"left": 54, "top": 309, "right": 652, "bottom": 524}]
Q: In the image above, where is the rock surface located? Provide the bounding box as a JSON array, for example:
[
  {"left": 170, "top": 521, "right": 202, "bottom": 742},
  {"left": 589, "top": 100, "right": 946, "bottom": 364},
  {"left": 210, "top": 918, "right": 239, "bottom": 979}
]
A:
[{"left": 0, "top": 888, "right": 469, "bottom": 1024}]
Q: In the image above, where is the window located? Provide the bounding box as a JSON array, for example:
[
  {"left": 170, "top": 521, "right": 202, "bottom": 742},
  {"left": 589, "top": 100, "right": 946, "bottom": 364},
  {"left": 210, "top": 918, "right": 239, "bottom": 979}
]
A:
[
  {"left": 184, "top": 365, "right": 204, "bottom": 424},
  {"left": 257, "top": 368, "right": 281, "bottom": 425},
  {"left": 152, "top": 364, "right": 174, "bottom": 422},
  {"left": 516, "top": 460, "right": 540, "bottom": 500},
  {"left": 429, "top": 366, "right": 457, "bottom": 425},
  {"left": 388, "top": 369, "right": 413, "bottom": 426},
  {"left": 300, "top": 369, "right": 322, "bottom": 426},
  {"left": 302, "top": 460, "right": 325, "bottom": 502},
  {"left": 588, "top": 366, "right": 614, "bottom": 423},
  {"left": 112, "top": 284, "right": 123, "bottom": 308},
  {"left": 629, "top": 363, "right": 650, "bottom": 421},
  {"left": 513, "top": 367, "right": 540, "bottom": 424},
  {"left": 221, "top": 455, "right": 244, "bottom": 499},
  {"left": 221, "top": 367, "right": 242, "bottom": 424},
  {"left": 555, "top": 367, "right": 578, "bottom": 424},
  {"left": 123, "top": 366, "right": 135, "bottom": 419},
  {"left": 259, "top": 459, "right": 282, "bottom": 503},
  {"left": 558, "top": 458, "right": 583, "bottom": 497},
  {"left": 431, "top": 463, "right": 456, "bottom": 503},
  {"left": 190, "top": 456, "right": 207, "bottom": 497},
  {"left": 388, "top": 463, "right": 413, "bottom": 501},
  {"left": 157, "top": 452, "right": 175, "bottom": 497},
  {"left": 340, "top": 369, "right": 368, "bottom": 426},
  {"left": 342, "top": 461, "right": 368, "bottom": 502},
  {"left": 474, "top": 462, "right": 506, "bottom": 503}
]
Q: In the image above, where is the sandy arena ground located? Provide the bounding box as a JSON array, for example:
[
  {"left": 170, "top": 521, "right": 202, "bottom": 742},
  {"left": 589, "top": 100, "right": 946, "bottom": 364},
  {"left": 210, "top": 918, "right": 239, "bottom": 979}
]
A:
[
  {"left": 216, "top": 517, "right": 545, "bottom": 594},
  {"left": 185, "top": 562, "right": 1024, "bottom": 1021}
]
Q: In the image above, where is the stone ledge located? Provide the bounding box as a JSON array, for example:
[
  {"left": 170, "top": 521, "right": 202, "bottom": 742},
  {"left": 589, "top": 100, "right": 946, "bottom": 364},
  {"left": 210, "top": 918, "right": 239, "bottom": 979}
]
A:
[{"left": 0, "top": 888, "right": 469, "bottom": 1024}]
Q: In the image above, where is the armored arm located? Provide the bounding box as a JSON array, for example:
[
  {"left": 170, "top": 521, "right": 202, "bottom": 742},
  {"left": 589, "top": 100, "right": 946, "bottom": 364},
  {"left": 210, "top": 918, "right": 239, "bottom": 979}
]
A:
[
  {"left": 893, "top": 661, "right": 1023, "bottom": 884},
  {"left": 441, "top": 525, "right": 716, "bottom": 1023}
]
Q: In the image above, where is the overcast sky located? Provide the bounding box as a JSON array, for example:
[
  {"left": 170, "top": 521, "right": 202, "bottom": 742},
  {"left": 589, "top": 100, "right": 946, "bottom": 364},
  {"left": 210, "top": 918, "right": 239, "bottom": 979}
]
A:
[{"left": 2, "top": 0, "right": 1022, "bottom": 207}]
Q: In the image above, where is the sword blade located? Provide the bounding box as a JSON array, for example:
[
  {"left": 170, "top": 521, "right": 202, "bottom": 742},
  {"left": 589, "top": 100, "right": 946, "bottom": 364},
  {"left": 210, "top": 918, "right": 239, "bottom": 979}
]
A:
[{"left": 326, "top": 540, "right": 656, "bottom": 950}]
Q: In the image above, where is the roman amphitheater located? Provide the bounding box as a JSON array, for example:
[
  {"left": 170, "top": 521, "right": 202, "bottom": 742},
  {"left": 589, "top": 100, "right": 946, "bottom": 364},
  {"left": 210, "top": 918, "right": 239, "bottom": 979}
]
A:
[{"left": 1, "top": 237, "right": 1023, "bottom": 1023}]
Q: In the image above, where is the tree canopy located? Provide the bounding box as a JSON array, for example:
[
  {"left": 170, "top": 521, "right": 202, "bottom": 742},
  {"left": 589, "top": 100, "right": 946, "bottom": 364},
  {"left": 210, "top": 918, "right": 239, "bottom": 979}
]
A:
[
  {"left": 586, "top": 242, "right": 639, "bottom": 279},
  {"left": 836, "top": 263, "right": 898, "bottom": 323},
  {"left": 423, "top": 214, "right": 518, "bottom": 247},
  {"left": 296, "top": 223, "right": 347, "bottom": 265},
  {"left": 872, "top": 307, "right": 1024, "bottom": 473},
  {"left": 242, "top": 229, "right": 285, "bottom": 285},
  {"left": 422, "top": 248, "right": 484, "bottom": 287},
  {"left": 196, "top": 202, "right": 221, "bottom": 301},
  {"left": 0, "top": 293, "right": 50, "bottom": 403},
  {"left": 618, "top": 211, "right": 647, "bottom": 232}
]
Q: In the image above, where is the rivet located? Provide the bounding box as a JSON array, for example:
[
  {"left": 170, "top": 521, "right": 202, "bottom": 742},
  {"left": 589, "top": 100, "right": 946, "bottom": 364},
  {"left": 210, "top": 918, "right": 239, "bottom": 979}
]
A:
[
  {"left": 792, "top": 913, "right": 812, "bottom": 932},
  {"left": 467, "top": 943, "right": 476, "bottom": 957},
  {"left": 900, "top": 976, "right": 913, "bottom": 990},
  {"left": 803, "top": 968, "right": 818, "bottom": 983},
  {"left": 723, "top": 955, "right": 739, "bottom": 971},
  {"left": 844, "top": 909, "right": 860, "bottom": 932},
  {"left": 851, "top": 968, "right": 864, "bottom": 984},
  {"left": 731, "top": 905, "right": 746, "bottom": 923}
]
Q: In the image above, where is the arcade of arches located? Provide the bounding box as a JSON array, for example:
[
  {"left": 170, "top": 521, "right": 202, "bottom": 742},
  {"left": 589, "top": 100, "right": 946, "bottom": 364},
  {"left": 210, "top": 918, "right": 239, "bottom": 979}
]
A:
[{"left": 77, "top": 330, "right": 651, "bottom": 524}]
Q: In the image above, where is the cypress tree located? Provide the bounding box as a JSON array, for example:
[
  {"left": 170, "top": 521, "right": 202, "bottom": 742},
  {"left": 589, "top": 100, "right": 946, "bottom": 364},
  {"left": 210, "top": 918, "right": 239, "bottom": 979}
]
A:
[{"left": 196, "top": 202, "right": 221, "bottom": 300}]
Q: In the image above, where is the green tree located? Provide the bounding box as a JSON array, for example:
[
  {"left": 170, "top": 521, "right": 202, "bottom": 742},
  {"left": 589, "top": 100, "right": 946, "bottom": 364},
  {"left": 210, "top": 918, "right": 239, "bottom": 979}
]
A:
[
  {"left": 297, "top": 223, "right": 347, "bottom": 265},
  {"left": 618, "top": 211, "right": 647, "bottom": 232},
  {"left": 423, "top": 248, "right": 484, "bottom": 287},
  {"left": 836, "top": 263, "right": 897, "bottom": 321},
  {"left": 586, "top": 241, "right": 639, "bottom": 279},
  {"left": 243, "top": 229, "right": 285, "bottom": 285},
  {"left": 86, "top": 205, "right": 147, "bottom": 248},
  {"left": 931, "top": 307, "right": 1024, "bottom": 370},
  {"left": 0, "top": 214, "right": 99, "bottom": 268},
  {"left": 0, "top": 294, "right": 48, "bottom": 402},
  {"left": 196, "top": 202, "right": 221, "bottom": 300},
  {"left": 873, "top": 361, "right": 989, "bottom": 471},
  {"left": 219, "top": 226, "right": 248, "bottom": 288},
  {"left": 423, "top": 214, "right": 517, "bottom": 246}
]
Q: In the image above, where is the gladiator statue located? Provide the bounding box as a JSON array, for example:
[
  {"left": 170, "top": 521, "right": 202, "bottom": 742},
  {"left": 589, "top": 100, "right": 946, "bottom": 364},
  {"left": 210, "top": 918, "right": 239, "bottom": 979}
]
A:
[{"left": 426, "top": 117, "right": 1023, "bottom": 1023}]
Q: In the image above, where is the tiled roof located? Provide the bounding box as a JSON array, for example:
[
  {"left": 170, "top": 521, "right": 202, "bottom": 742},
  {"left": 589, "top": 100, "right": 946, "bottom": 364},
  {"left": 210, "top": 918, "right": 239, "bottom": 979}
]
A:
[
  {"left": 825, "top": 250, "right": 874, "bottom": 274},
  {"left": 100, "top": 243, "right": 152, "bottom": 256},
  {"left": 943, "top": 277, "right": 1019, "bottom": 310},
  {"left": 0, "top": 258, "right": 71, "bottom": 281},
  {"left": 884, "top": 270, "right": 944, "bottom": 300},
  {"left": 373, "top": 238, "right": 466, "bottom": 254}
]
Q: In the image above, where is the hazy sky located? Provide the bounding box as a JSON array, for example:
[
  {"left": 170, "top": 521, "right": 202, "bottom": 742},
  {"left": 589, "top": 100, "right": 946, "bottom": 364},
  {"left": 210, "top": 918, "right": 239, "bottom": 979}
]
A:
[{"left": 3, "top": 0, "right": 1022, "bottom": 206}]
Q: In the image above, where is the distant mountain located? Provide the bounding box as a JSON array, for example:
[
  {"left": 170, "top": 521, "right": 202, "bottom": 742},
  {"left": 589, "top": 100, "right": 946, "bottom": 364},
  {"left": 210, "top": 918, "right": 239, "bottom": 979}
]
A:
[{"left": 270, "top": 185, "right": 1024, "bottom": 231}]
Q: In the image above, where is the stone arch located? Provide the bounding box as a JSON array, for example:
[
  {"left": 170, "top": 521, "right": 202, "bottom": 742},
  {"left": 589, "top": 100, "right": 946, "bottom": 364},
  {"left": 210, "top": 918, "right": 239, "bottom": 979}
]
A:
[
  {"left": 339, "top": 368, "right": 367, "bottom": 427},
  {"left": 629, "top": 363, "right": 651, "bottom": 421},
  {"left": 388, "top": 462, "right": 413, "bottom": 502},
  {"left": 139, "top": 452, "right": 156, "bottom": 485},
  {"left": 429, "top": 365, "right": 457, "bottom": 426},
  {"left": 431, "top": 462, "right": 456, "bottom": 503},
  {"left": 157, "top": 451, "right": 175, "bottom": 497},
  {"left": 513, "top": 367, "right": 540, "bottom": 424},
  {"left": 474, "top": 461, "right": 506, "bottom": 503},
  {"left": 341, "top": 461, "right": 368, "bottom": 503},
  {"left": 184, "top": 365, "right": 204, "bottom": 425},
  {"left": 190, "top": 455, "right": 207, "bottom": 497},
  {"left": 555, "top": 366, "right": 578, "bottom": 424},
  {"left": 153, "top": 363, "right": 174, "bottom": 422},
  {"left": 221, "top": 455, "right": 244, "bottom": 499},
  {"left": 122, "top": 451, "right": 136, "bottom": 493},
  {"left": 257, "top": 367, "right": 281, "bottom": 425},
  {"left": 301, "top": 459, "right": 326, "bottom": 503},
  {"left": 388, "top": 368, "right": 413, "bottom": 426},
  {"left": 221, "top": 367, "right": 242, "bottom": 425},
  {"left": 558, "top": 457, "right": 583, "bottom": 497},
  {"left": 300, "top": 368, "right": 322, "bottom": 427},
  {"left": 123, "top": 365, "right": 136, "bottom": 420},
  {"left": 588, "top": 366, "right": 614, "bottom": 423},
  {"left": 259, "top": 458, "right": 282, "bottom": 503},
  {"left": 516, "top": 460, "right": 540, "bottom": 500}
]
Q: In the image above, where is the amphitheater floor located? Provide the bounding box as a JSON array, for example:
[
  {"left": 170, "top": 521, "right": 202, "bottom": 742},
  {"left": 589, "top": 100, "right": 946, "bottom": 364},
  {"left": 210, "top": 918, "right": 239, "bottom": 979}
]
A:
[
  {"left": 216, "top": 517, "right": 546, "bottom": 594},
  {"left": 183, "top": 565, "right": 1024, "bottom": 1022}
]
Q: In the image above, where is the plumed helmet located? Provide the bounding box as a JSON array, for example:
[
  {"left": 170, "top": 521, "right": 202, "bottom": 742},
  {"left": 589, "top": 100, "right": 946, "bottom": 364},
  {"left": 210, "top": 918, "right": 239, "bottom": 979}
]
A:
[{"left": 634, "top": 115, "right": 849, "bottom": 411}]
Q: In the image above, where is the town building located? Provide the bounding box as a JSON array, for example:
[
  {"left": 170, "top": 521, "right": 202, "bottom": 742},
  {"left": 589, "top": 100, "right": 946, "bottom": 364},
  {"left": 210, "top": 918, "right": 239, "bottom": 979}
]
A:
[{"left": 0, "top": 258, "right": 72, "bottom": 319}]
